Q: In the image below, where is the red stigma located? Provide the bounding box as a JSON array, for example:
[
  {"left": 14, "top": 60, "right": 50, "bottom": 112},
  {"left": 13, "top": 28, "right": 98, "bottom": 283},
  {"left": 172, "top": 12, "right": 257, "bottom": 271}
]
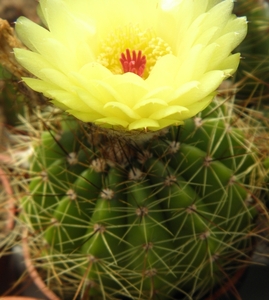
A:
[{"left": 120, "top": 49, "right": 146, "bottom": 77}]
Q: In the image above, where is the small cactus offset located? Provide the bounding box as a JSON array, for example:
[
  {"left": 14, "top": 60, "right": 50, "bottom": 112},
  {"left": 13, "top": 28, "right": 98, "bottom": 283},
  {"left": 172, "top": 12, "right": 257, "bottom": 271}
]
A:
[
  {"left": 234, "top": 0, "right": 269, "bottom": 102},
  {"left": 18, "top": 97, "right": 265, "bottom": 300}
]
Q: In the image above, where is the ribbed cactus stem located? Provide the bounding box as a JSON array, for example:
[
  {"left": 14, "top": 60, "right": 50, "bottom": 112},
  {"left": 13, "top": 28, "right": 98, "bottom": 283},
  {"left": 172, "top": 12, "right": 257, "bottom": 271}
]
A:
[{"left": 18, "top": 99, "right": 264, "bottom": 299}]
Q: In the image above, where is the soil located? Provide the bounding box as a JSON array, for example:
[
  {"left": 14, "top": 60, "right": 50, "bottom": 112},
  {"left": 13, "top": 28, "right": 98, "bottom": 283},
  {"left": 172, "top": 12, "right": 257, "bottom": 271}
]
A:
[{"left": 0, "top": 0, "right": 39, "bottom": 24}]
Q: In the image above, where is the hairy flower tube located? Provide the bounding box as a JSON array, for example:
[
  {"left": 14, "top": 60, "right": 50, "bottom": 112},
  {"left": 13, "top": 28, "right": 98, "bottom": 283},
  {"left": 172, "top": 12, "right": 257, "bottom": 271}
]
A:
[{"left": 14, "top": 0, "right": 247, "bottom": 131}]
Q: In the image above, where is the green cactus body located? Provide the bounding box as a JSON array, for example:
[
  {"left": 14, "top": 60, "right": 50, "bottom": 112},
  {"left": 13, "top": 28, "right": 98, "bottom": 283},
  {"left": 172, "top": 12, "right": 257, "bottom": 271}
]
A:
[{"left": 20, "top": 100, "right": 261, "bottom": 299}]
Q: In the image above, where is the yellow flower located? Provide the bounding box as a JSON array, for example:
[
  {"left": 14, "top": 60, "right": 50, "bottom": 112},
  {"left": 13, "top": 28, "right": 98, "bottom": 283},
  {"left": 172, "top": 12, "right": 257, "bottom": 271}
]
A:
[{"left": 14, "top": 0, "right": 247, "bottom": 131}]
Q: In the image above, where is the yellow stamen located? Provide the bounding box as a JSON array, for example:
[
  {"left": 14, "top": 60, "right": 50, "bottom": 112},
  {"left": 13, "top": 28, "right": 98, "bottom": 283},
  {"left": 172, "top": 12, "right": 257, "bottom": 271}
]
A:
[{"left": 97, "top": 24, "right": 172, "bottom": 78}]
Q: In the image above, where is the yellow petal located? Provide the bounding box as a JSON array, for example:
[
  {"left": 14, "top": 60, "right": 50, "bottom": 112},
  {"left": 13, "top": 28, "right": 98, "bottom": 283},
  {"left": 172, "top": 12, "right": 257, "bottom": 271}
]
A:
[
  {"left": 146, "top": 54, "right": 180, "bottom": 88},
  {"left": 103, "top": 102, "right": 141, "bottom": 120},
  {"left": 16, "top": 17, "right": 51, "bottom": 52},
  {"left": 47, "top": 90, "right": 93, "bottom": 112},
  {"left": 179, "top": 95, "right": 214, "bottom": 119},
  {"left": 133, "top": 98, "right": 168, "bottom": 110},
  {"left": 133, "top": 98, "right": 171, "bottom": 119},
  {"left": 170, "top": 70, "right": 225, "bottom": 107},
  {"left": 22, "top": 77, "right": 57, "bottom": 94},
  {"left": 14, "top": 48, "right": 52, "bottom": 79},
  {"left": 95, "top": 117, "right": 129, "bottom": 128},
  {"left": 67, "top": 110, "right": 104, "bottom": 123},
  {"left": 129, "top": 118, "right": 160, "bottom": 130},
  {"left": 149, "top": 106, "right": 188, "bottom": 120}
]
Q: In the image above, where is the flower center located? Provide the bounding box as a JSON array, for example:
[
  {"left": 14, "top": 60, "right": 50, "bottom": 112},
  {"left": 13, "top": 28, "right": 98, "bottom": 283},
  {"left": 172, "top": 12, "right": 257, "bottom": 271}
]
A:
[
  {"left": 96, "top": 24, "right": 172, "bottom": 78},
  {"left": 120, "top": 49, "right": 146, "bottom": 77}
]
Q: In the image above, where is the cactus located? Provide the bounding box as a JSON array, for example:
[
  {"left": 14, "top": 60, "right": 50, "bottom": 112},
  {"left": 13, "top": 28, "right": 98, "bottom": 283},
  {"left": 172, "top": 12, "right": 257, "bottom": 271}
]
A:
[
  {"left": 0, "top": 1, "right": 268, "bottom": 299},
  {"left": 233, "top": 0, "right": 269, "bottom": 102},
  {"left": 232, "top": 0, "right": 269, "bottom": 208},
  {"left": 16, "top": 97, "right": 266, "bottom": 300}
]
